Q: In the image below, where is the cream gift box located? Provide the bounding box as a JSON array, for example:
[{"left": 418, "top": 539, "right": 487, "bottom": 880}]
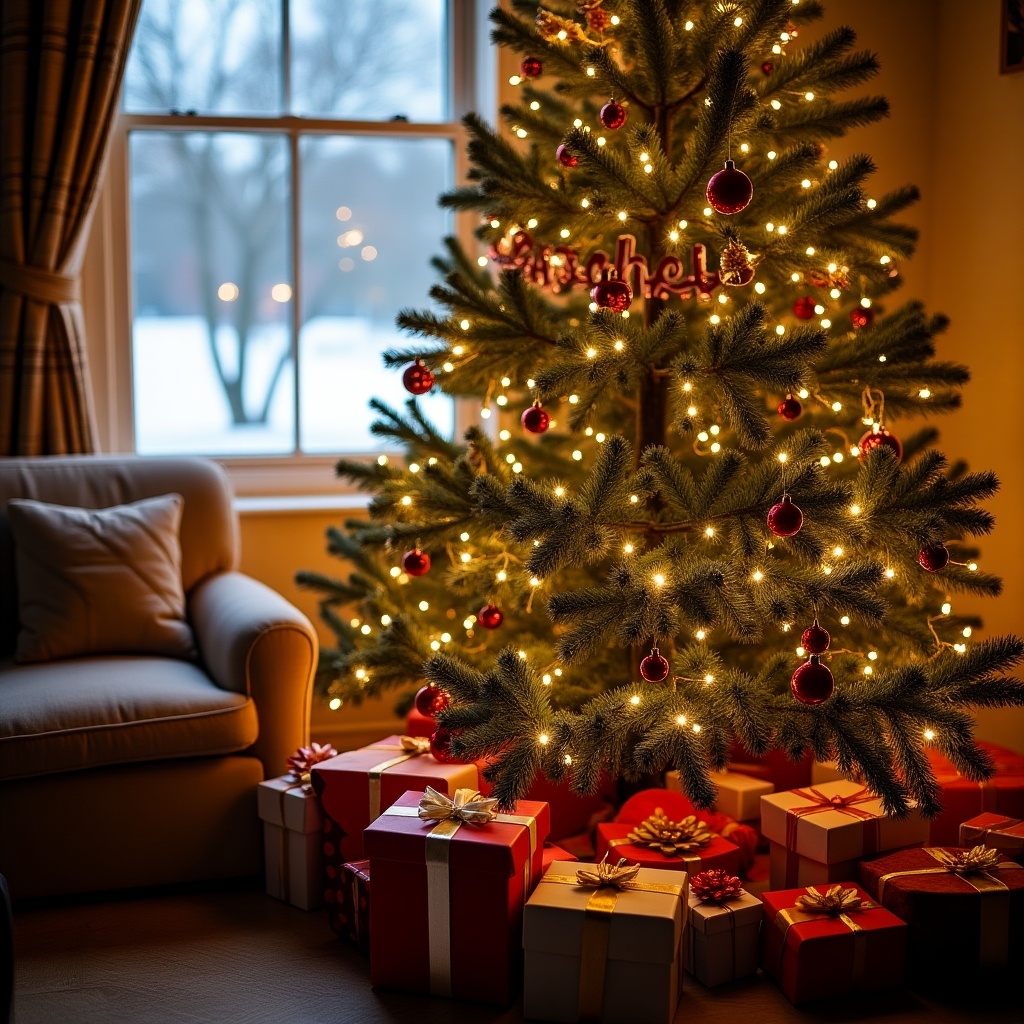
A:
[
  {"left": 257, "top": 775, "right": 323, "bottom": 910},
  {"left": 810, "top": 760, "right": 852, "bottom": 785},
  {"left": 668, "top": 769, "right": 774, "bottom": 822},
  {"left": 523, "top": 860, "right": 687, "bottom": 1024},
  {"left": 685, "top": 888, "right": 762, "bottom": 987},
  {"left": 760, "top": 780, "right": 928, "bottom": 890}
]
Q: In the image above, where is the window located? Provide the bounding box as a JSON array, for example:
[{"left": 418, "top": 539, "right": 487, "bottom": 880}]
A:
[{"left": 96, "top": 0, "right": 492, "bottom": 490}]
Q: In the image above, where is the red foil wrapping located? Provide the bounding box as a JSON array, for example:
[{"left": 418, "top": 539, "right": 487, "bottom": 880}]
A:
[
  {"left": 960, "top": 813, "right": 1024, "bottom": 863},
  {"left": 727, "top": 738, "right": 814, "bottom": 791}
]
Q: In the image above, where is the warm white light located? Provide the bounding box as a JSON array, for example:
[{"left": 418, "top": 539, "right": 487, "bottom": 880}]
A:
[
  {"left": 271, "top": 283, "right": 292, "bottom": 302},
  {"left": 418, "top": 600, "right": 429, "bottom": 611},
  {"left": 963, "top": 627, "right": 973, "bottom": 638},
  {"left": 768, "top": 151, "right": 777, "bottom": 160},
  {"left": 778, "top": 452, "right": 788, "bottom": 463},
  {"left": 821, "top": 319, "right": 832, "bottom": 329},
  {"left": 527, "top": 219, "right": 538, "bottom": 229},
  {"left": 695, "top": 630, "right": 706, "bottom": 641},
  {"left": 430, "top": 640, "right": 440, "bottom": 651},
  {"left": 766, "top": 222, "right": 775, "bottom": 232},
  {"left": 776, "top": 325, "right": 786, "bottom": 336},
  {"left": 401, "top": 495, "right": 412, "bottom": 506},
  {"left": 217, "top": 282, "right": 239, "bottom": 302},
  {"left": 771, "top": 100, "right": 782, "bottom": 110},
  {"left": 828, "top": 160, "right": 839, "bottom": 170},
  {"left": 885, "top": 568, "right": 895, "bottom": 578},
  {"left": 704, "top": 526, "right": 715, "bottom": 537},
  {"left": 460, "top": 552, "right": 471, "bottom": 563},
  {"left": 734, "top": 15, "right": 743, "bottom": 25},
  {"left": 329, "top": 698, "right": 342, "bottom": 710},
  {"left": 841, "top": 616, "right": 850, "bottom": 625},
  {"left": 586, "top": 66, "right": 596, "bottom": 77},
  {"left": 676, "top": 715, "right": 687, "bottom": 726},
  {"left": 623, "top": 543, "right": 634, "bottom": 554},
  {"left": 560, "top": 228, "right": 571, "bottom": 238},
  {"left": 679, "top": 219, "right": 688, "bottom": 229},
  {"left": 653, "top": 573, "right": 666, "bottom": 586},
  {"left": 630, "top": 694, "right": 641, "bottom": 705},
  {"left": 539, "top": 733, "right": 550, "bottom": 745},
  {"left": 969, "top": 562, "right": 978, "bottom": 571},
  {"left": 880, "top": 255, "right": 891, "bottom": 265},
  {"left": 618, "top": 211, "right": 628, "bottom": 221},
  {"left": 752, "top": 570, "right": 764, "bottom": 582},
  {"left": 555, "top": 487, "right": 566, "bottom": 497},
  {"left": 923, "top": 729, "right": 935, "bottom": 741},
  {"left": 480, "top": 408, "right": 491, "bottom": 419},
  {"left": 867, "top": 198, "right": 877, "bottom": 209},
  {"left": 806, "top": 247, "right": 816, "bottom": 256},
  {"left": 919, "top": 389, "right": 931, "bottom": 399},
  {"left": 755, "top": 282, "right": 766, "bottom": 294},
  {"left": 941, "top": 603, "right": 952, "bottom": 615},
  {"left": 692, "top": 724, "right": 702, "bottom": 733},
  {"left": 389, "top": 566, "right": 401, "bottom": 578},
  {"left": 508, "top": 75, "right": 521, "bottom": 86},
  {"left": 801, "top": 179, "right": 812, "bottom": 189}
]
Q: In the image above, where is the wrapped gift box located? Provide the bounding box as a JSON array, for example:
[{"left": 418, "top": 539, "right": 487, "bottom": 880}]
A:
[
  {"left": 859, "top": 846, "right": 1024, "bottom": 983},
  {"left": 365, "top": 788, "right": 550, "bottom": 1004},
  {"left": 925, "top": 742, "right": 1024, "bottom": 846},
  {"left": 324, "top": 859, "right": 371, "bottom": 953},
  {"left": 514, "top": 773, "right": 616, "bottom": 842},
  {"left": 523, "top": 859, "right": 687, "bottom": 1024},
  {"left": 960, "top": 813, "right": 1024, "bottom": 863},
  {"left": 596, "top": 823, "right": 741, "bottom": 877},
  {"left": 257, "top": 775, "right": 324, "bottom": 910},
  {"left": 543, "top": 843, "right": 578, "bottom": 870},
  {"left": 810, "top": 760, "right": 852, "bottom": 785},
  {"left": 667, "top": 768, "right": 773, "bottom": 822},
  {"left": 760, "top": 780, "right": 928, "bottom": 890},
  {"left": 727, "top": 740, "right": 813, "bottom": 791},
  {"left": 761, "top": 883, "right": 906, "bottom": 1004},
  {"left": 685, "top": 888, "right": 761, "bottom": 988},
  {"left": 406, "top": 706, "right": 436, "bottom": 738},
  {"left": 310, "top": 735, "right": 479, "bottom": 860}
]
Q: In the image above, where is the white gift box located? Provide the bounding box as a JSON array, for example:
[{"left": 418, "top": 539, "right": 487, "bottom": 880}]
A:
[
  {"left": 760, "top": 779, "right": 928, "bottom": 890},
  {"left": 668, "top": 769, "right": 774, "bottom": 822},
  {"left": 257, "top": 775, "right": 324, "bottom": 911},
  {"left": 685, "top": 889, "right": 762, "bottom": 987}
]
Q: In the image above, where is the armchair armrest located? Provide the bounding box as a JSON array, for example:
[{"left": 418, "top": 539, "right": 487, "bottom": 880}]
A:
[{"left": 188, "top": 571, "right": 317, "bottom": 778}]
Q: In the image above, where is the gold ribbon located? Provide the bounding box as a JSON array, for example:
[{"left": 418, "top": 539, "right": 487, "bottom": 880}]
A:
[
  {"left": 540, "top": 859, "right": 686, "bottom": 1024},
  {"left": 876, "top": 846, "right": 1022, "bottom": 967},
  {"left": 0, "top": 257, "right": 81, "bottom": 305},
  {"left": 366, "top": 736, "right": 432, "bottom": 820},
  {"left": 774, "top": 886, "right": 877, "bottom": 987},
  {"left": 383, "top": 788, "right": 539, "bottom": 998}
]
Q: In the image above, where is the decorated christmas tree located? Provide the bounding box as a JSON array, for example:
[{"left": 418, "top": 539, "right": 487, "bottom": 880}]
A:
[{"left": 298, "top": 0, "right": 1024, "bottom": 816}]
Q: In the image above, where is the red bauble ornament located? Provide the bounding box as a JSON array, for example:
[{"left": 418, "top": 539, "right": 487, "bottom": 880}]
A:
[
  {"left": 761, "top": 61, "right": 773, "bottom": 75},
  {"left": 403, "top": 360, "right": 434, "bottom": 395},
  {"left": 918, "top": 544, "right": 950, "bottom": 572},
  {"left": 791, "top": 656, "right": 835, "bottom": 705},
  {"left": 778, "top": 395, "right": 802, "bottom": 420},
  {"left": 478, "top": 604, "right": 504, "bottom": 629},
  {"left": 522, "top": 403, "right": 550, "bottom": 434},
  {"left": 430, "top": 726, "right": 455, "bottom": 763},
  {"left": 767, "top": 495, "right": 803, "bottom": 538},
  {"left": 639, "top": 647, "right": 670, "bottom": 683},
  {"left": 793, "top": 296, "right": 816, "bottom": 320},
  {"left": 401, "top": 548, "right": 431, "bottom": 576},
  {"left": 591, "top": 270, "right": 632, "bottom": 311},
  {"left": 414, "top": 684, "right": 449, "bottom": 717},
  {"left": 801, "top": 620, "right": 831, "bottom": 655},
  {"left": 556, "top": 144, "right": 578, "bottom": 168},
  {"left": 858, "top": 427, "right": 903, "bottom": 462},
  {"left": 599, "top": 99, "right": 627, "bottom": 129},
  {"left": 850, "top": 307, "right": 874, "bottom": 330},
  {"left": 706, "top": 160, "right": 753, "bottom": 215},
  {"left": 521, "top": 56, "right": 542, "bottom": 78}
]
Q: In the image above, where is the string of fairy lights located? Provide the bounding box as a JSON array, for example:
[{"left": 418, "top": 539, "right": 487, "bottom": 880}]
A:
[{"left": 333, "top": 0, "right": 979, "bottom": 752}]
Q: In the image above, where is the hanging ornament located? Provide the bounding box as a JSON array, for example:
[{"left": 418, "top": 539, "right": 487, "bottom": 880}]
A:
[
  {"left": 401, "top": 547, "right": 431, "bottom": 577},
  {"left": 585, "top": 6, "right": 611, "bottom": 32},
  {"left": 790, "top": 656, "right": 835, "bottom": 705},
  {"left": 761, "top": 61, "right": 773, "bottom": 75},
  {"left": 792, "top": 296, "right": 816, "bottom": 320},
  {"left": 429, "top": 726, "right": 455, "bottom": 763},
  {"left": 478, "top": 604, "right": 504, "bottom": 629},
  {"left": 767, "top": 494, "right": 803, "bottom": 538},
  {"left": 850, "top": 307, "right": 874, "bottom": 330},
  {"left": 599, "top": 99, "right": 627, "bottom": 129},
  {"left": 858, "top": 426, "right": 903, "bottom": 462},
  {"left": 520, "top": 56, "right": 543, "bottom": 78},
  {"left": 718, "top": 239, "right": 757, "bottom": 286},
  {"left": 706, "top": 160, "right": 753, "bottom": 215},
  {"left": 521, "top": 402, "right": 550, "bottom": 434},
  {"left": 556, "top": 143, "right": 578, "bottom": 168},
  {"left": 402, "top": 359, "right": 434, "bottom": 395},
  {"left": 801, "top": 620, "right": 831, "bottom": 654},
  {"left": 591, "top": 268, "right": 632, "bottom": 311},
  {"left": 414, "top": 684, "right": 450, "bottom": 718},
  {"left": 640, "top": 647, "right": 670, "bottom": 683},
  {"left": 778, "top": 395, "right": 802, "bottom": 421},
  {"left": 918, "top": 544, "right": 950, "bottom": 572}
]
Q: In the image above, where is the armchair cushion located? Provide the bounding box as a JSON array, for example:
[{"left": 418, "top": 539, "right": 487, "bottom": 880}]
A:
[
  {"left": 8, "top": 493, "right": 196, "bottom": 663},
  {"left": 0, "top": 656, "right": 257, "bottom": 781}
]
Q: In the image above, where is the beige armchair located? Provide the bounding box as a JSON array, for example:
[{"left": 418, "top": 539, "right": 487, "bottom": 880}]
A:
[{"left": 0, "top": 456, "right": 317, "bottom": 900}]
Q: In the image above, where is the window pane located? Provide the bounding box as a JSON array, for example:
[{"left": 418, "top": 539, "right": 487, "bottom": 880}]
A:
[
  {"left": 125, "top": 0, "right": 281, "bottom": 115},
  {"left": 290, "top": 0, "right": 446, "bottom": 121},
  {"left": 130, "top": 132, "right": 294, "bottom": 455},
  {"left": 298, "top": 136, "right": 453, "bottom": 453}
]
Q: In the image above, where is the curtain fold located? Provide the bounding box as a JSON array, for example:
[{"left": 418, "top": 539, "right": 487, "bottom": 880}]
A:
[{"left": 0, "top": 0, "right": 142, "bottom": 456}]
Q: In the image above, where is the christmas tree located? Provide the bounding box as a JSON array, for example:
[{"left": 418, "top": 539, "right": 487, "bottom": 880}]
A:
[{"left": 298, "top": 0, "right": 1024, "bottom": 816}]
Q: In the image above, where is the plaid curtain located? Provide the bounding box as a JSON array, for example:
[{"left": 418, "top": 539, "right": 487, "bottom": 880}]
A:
[{"left": 0, "top": 0, "right": 142, "bottom": 455}]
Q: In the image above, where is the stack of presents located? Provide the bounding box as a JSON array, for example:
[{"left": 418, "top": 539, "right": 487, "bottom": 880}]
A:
[{"left": 258, "top": 702, "right": 1024, "bottom": 1020}]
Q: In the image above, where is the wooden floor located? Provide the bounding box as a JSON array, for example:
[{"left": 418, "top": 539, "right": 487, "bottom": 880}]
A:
[{"left": 11, "top": 883, "right": 1020, "bottom": 1024}]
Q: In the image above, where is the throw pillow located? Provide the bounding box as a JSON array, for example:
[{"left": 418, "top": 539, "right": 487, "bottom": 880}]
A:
[{"left": 8, "top": 493, "right": 197, "bottom": 663}]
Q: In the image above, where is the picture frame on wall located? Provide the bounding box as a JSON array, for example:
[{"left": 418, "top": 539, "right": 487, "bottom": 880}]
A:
[{"left": 1002, "top": 0, "right": 1024, "bottom": 73}]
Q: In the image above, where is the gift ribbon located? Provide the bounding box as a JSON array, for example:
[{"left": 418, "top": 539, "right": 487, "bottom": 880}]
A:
[
  {"left": 783, "top": 787, "right": 880, "bottom": 888},
  {"left": 366, "top": 736, "right": 432, "bottom": 821},
  {"left": 382, "top": 788, "right": 539, "bottom": 998},
  {"left": 961, "top": 817, "right": 1024, "bottom": 852},
  {"left": 774, "top": 886, "right": 877, "bottom": 988},
  {"left": 876, "top": 847, "right": 1022, "bottom": 967},
  {"left": 539, "top": 864, "right": 685, "bottom": 1024}
]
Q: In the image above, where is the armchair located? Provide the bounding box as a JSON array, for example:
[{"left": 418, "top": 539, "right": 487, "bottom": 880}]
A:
[{"left": 0, "top": 456, "right": 317, "bottom": 899}]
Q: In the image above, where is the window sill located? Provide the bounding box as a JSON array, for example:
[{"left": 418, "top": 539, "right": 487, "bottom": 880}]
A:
[{"left": 234, "top": 493, "right": 370, "bottom": 516}]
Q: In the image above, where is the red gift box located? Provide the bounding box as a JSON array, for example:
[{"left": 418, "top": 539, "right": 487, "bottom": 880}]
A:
[
  {"left": 728, "top": 738, "right": 813, "bottom": 791},
  {"left": 925, "top": 742, "right": 1024, "bottom": 846},
  {"left": 960, "top": 813, "right": 1024, "bottom": 863},
  {"left": 310, "top": 735, "right": 479, "bottom": 860},
  {"left": 406, "top": 706, "right": 436, "bottom": 738},
  {"left": 542, "top": 843, "right": 577, "bottom": 871},
  {"left": 365, "top": 789, "right": 550, "bottom": 1004},
  {"left": 761, "top": 883, "right": 907, "bottom": 1004},
  {"left": 858, "top": 846, "right": 1024, "bottom": 983},
  {"left": 325, "top": 859, "right": 371, "bottom": 954}
]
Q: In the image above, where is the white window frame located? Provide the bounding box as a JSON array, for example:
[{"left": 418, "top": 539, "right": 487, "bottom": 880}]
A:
[{"left": 82, "top": 0, "right": 496, "bottom": 497}]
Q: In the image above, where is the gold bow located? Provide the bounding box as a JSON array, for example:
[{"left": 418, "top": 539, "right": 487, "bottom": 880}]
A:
[
  {"left": 400, "top": 735, "right": 432, "bottom": 754},
  {"left": 576, "top": 856, "right": 641, "bottom": 889},
  {"left": 795, "top": 885, "right": 873, "bottom": 916},
  {"left": 627, "top": 810, "right": 714, "bottom": 856},
  {"left": 417, "top": 786, "right": 499, "bottom": 826},
  {"left": 932, "top": 845, "right": 1001, "bottom": 875}
]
